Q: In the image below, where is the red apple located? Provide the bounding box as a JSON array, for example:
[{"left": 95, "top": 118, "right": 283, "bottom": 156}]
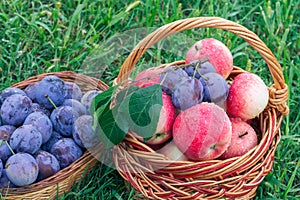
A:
[
  {"left": 173, "top": 102, "right": 232, "bottom": 161},
  {"left": 158, "top": 140, "right": 188, "bottom": 161},
  {"left": 133, "top": 68, "right": 164, "bottom": 88},
  {"left": 226, "top": 72, "right": 269, "bottom": 120},
  {"left": 185, "top": 38, "right": 233, "bottom": 79},
  {"left": 144, "top": 92, "right": 176, "bottom": 145},
  {"left": 220, "top": 118, "right": 258, "bottom": 159}
]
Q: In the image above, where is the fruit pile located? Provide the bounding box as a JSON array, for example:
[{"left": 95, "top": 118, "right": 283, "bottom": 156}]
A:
[
  {"left": 0, "top": 75, "right": 102, "bottom": 187},
  {"left": 133, "top": 38, "right": 269, "bottom": 161}
]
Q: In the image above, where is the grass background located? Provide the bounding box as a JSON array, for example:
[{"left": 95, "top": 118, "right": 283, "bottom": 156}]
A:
[{"left": 0, "top": 0, "right": 299, "bottom": 199}]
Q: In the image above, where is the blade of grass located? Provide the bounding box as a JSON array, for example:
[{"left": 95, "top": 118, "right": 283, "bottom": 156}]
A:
[{"left": 283, "top": 159, "right": 300, "bottom": 198}]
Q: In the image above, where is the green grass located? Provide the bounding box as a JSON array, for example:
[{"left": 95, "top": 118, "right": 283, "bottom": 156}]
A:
[{"left": 0, "top": 0, "right": 299, "bottom": 199}]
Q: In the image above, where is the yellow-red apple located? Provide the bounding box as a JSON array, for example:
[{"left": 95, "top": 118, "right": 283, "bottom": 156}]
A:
[
  {"left": 185, "top": 38, "right": 233, "bottom": 79},
  {"left": 144, "top": 92, "right": 176, "bottom": 145},
  {"left": 220, "top": 118, "right": 258, "bottom": 159},
  {"left": 173, "top": 102, "right": 232, "bottom": 161},
  {"left": 133, "top": 68, "right": 164, "bottom": 88},
  {"left": 226, "top": 72, "right": 269, "bottom": 120}
]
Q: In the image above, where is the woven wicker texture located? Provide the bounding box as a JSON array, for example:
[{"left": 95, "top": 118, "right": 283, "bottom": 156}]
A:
[
  {"left": 1, "top": 71, "right": 107, "bottom": 200},
  {"left": 113, "top": 17, "right": 289, "bottom": 199}
]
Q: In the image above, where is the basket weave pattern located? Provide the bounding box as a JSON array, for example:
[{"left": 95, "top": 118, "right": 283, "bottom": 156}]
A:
[
  {"left": 113, "top": 17, "right": 289, "bottom": 199},
  {"left": 2, "top": 71, "right": 107, "bottom": 200}
]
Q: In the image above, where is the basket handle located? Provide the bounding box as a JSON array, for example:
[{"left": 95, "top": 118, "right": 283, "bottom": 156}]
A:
[{"left": 115, "top": 17, "right": 289, "bottom": 116}]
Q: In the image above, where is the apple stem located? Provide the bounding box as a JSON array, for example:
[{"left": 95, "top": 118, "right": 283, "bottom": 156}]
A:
[
  {"left": 239, "top": 132, "right": 248, "bottom": 138},
  {"left": 45, "top": 94, "right": 57, "bottom": 109},
  {"left": 210, "top": 144, "right": 216, "bottom": 150}
]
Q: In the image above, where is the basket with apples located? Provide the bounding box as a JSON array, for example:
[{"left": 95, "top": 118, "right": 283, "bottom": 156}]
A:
[
  {"left": 96, "top": 17, "right": 289, "bottom": 199},
  {"left": 0, "top": 71, "right": 107, "bottom": 200}
]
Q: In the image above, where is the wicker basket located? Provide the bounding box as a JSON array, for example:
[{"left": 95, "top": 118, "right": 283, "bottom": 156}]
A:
[
  {"left": 112, "top": 17, "right": 289, "bottom": 199},
  {"left": 1, "top": 71, "right": 108, "bottom": 200}
]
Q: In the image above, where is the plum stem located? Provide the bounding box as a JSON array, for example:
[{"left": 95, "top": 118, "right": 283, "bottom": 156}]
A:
[
  {"left": 185, "top": 58, "right": 209, "bottom": 69},
  {"left": 133, "top": 58, "right": 210, "bottom": 87},
  {"left": 45, "top": 94, "right": 57, "bottom": 109},
  {"left": 0, "top": 139, "right": 15, "bottom": 155},
  {"left": 239, "top": 132, "right": 249, "bottom": 138},
  {"left": 191, "top": 58, "right": 210, "bottom": 80},
  {"left": 5, "top": 141, "right": 15, "bottom": 155},
  {"left": 199, "top": 73, "right": 208, "bottom": 81},
  {"left": 192, "top": 62, "right": 200, "bottom": 78}
]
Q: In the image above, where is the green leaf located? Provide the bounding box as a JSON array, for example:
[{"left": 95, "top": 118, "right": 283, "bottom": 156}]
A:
[
  {"left": 91, "top": 84, "right": 163, "bottom": 148},
  {"left": 115, "top": 85, "right": 140, "bottom": 104},
  {"left": 91, "top": 86, "right": 128, "bottom": 149},
  {"left": 90, "top": 86, "right": 117, "bottom": 115},
  {"left": 93, "top": 102, "right": 128, "bottom": 149},
  {"left": 118, "top": 84, "right": 162, "bottom": 138}
]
